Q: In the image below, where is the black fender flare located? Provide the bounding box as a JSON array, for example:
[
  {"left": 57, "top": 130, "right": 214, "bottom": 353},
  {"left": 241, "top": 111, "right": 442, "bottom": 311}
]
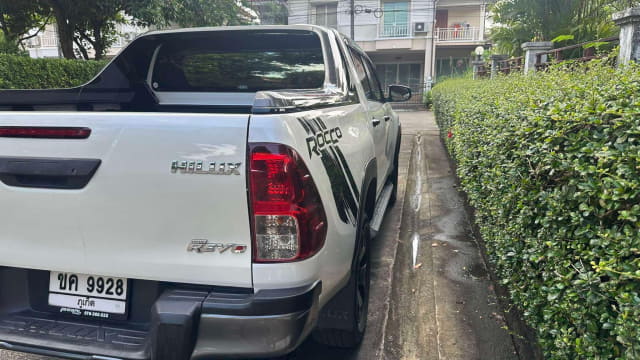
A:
[
  {"left": 315, "top": 158, "right": 377, "bottom": 332},
  {"left": 393, "top": 125, "right": 402, "bottom": 168}
]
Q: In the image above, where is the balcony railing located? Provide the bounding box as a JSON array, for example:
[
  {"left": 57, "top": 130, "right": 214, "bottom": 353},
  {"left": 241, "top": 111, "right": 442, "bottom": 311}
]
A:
[
  {"left": 26, "top": 35, "right": 58, "bottom": 48},
  {"left": 436, "top": 27, "right": 481, "bottom": 42},
  {"left": 379, "top": 24, "right": 411, "bottom": 38},
  {"left": 40, "top": 35, "right": 58, "bottom": 47}
]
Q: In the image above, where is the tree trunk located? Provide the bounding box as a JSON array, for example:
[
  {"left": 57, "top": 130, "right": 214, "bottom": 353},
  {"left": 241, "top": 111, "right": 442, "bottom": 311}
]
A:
[
  {"left": 92, "top": 22, "right": 104, "bottom": 60},
  {"left": 50, "top": 3, "right": 75, "bottom": 59}
]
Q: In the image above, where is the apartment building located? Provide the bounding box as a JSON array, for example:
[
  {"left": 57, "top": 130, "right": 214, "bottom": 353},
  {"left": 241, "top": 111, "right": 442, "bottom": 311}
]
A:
[{"left": 288, "top": 0, "right": 492, "bottom": 90}]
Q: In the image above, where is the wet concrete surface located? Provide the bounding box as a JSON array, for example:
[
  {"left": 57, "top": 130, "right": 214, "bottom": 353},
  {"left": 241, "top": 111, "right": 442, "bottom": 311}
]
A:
[
  {"left": 3, "top": 112, "right": 520, "bottom": 360},
  {"left": 380, "top": 119, "right": 518, "bottom": 360}
]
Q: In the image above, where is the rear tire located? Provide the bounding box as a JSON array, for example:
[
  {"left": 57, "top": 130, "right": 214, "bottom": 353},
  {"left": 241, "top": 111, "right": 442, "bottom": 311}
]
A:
[{"left": 313, "top": 214, "right": 371, "bottom": 348}]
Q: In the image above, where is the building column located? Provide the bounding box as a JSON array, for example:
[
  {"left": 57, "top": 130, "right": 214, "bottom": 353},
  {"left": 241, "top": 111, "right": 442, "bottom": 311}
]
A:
[
  {"left": 479, "top": 3, "right": 486, "bottom": 41},
  {"left": 424, "top": 35, "right": 436, "bottom": 89},
  {"left": 521, "top": 41, "right": 553, "bottom": 74},
  {"left": 613, "top": 7, "right": 640, "bottom": 66}
]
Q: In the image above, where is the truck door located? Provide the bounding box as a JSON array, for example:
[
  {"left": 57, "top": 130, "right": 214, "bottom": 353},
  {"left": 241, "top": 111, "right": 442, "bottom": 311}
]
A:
[
  {"left": 348, "top": 48, "right": 389, "bottom": 195},
  {"left": 361, "top": 56, "right": 397, "bottom": 181}
]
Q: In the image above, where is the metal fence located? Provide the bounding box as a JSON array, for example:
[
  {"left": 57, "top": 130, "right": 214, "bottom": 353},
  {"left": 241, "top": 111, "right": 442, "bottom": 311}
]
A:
[
  {"left": 497, "top": 57, "right": 524, "bottom": 75},
  {"left": 387, "top": 83, "right": 427, "bottom": 108},
  {"left": 535, "top": 36, "right": 619, "bottom": 70},
  {"left": 493, "top": 36, "right": 620, "bottom": 76}
]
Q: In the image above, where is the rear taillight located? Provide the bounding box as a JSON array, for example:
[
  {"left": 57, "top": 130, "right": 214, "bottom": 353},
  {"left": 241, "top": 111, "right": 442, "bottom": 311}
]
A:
[
  {"left": 249, "top": 143, "right": 327, "bottom": 263},
  {"left": 0, "top": 126, "right": 91, "bottom": 139}
]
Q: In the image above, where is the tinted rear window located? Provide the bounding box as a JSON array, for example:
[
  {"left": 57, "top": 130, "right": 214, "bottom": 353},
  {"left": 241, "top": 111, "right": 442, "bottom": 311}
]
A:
[{"left": 151, "top": 30, "right": 325, "bottom": 92}]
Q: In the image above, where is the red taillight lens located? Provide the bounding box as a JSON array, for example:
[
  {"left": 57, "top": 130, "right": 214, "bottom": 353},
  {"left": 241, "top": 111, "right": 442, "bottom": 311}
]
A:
[
  {"left": 0, "top": 127, "right": 91, "bottom": 139},
  {"left": 249, "top": 143, "right": 327, "bottom": 263}
]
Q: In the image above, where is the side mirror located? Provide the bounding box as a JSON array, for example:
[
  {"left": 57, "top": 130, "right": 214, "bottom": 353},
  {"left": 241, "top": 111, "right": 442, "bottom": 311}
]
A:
[{"left": 388, "top": 85, "right": 412, "bottom": 102}]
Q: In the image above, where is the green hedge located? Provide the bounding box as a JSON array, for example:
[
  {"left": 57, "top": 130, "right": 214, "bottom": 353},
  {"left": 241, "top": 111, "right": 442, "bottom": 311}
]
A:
[
  {"left": 0, "top": 55, "right": 107, "bottom": 89},
  {"left": 433, "top": 60, "right": 640, "bottom": 359}
]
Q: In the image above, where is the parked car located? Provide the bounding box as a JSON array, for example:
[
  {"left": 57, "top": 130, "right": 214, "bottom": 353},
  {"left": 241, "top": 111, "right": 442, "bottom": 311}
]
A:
[{"left": 0, "top": 25, "right": 410, "bottom": 359}]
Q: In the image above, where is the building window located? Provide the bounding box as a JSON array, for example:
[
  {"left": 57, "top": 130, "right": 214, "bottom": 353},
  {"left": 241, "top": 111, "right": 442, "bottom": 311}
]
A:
[
  {"left": 314, "top": 3, "right": 338, "bottom": 29},
  {"left": 382, "top": 2, "right": 409, "bottom": 37},
  {"left": 436, "top": 57, "right": 470, "bottom": 78}
]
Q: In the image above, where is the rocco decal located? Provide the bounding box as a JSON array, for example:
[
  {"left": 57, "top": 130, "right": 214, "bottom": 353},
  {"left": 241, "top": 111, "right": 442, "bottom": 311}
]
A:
[
  {"left": 298, "top": 116, "right": 359, "bottom": 225},
  {"left": 306, "top": 127, "right": 343, "bottom": 158}
]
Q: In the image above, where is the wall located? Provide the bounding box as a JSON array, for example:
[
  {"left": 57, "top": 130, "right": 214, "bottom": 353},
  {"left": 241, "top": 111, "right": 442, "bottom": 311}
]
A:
[
  {"left": 437, "top": 5, "right": 482, "bottom": 28},
  {"left": 288, "top": 0, "right": 434, "bottom": 41}
]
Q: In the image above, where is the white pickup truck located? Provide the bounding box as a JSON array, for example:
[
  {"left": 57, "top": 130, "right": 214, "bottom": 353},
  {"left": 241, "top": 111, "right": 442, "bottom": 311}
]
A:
[{"left": 0, "top": 25, "right": 410, "bottom": 359}]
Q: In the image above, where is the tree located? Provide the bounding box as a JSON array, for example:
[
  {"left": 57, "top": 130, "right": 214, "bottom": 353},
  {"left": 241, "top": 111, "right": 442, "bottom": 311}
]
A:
[
  {"left": 44, "top": 0, "right": 252, "bottom": 60},
  {"left": 0, "top": 0, "right": 254, "bottom": 60},
  {"left": 0, "top": 32, "right": 28, "bottom": 55},
  {"left": 0, "top": 0, "right": 50, "bottom": 47},
  {"left": 252, "top": 0, "right": 288, "bottom": 25},
  {"left": 45, "top": 0, "right": 80, "bottom": 59},
  {"left": 158, "top": 0, "right": 253, "bottom": 28},
  {"left": 72, "top": 0, "right": 140, "bottom": 60},
  {"left": 490, "top": 0, "right": 640, "bottom": 56}
]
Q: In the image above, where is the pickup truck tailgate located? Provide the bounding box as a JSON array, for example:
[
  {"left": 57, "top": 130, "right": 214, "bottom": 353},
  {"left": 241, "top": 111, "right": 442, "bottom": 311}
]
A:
[{"left": 0, "top": 112, "right": 252, "bottom": 288}]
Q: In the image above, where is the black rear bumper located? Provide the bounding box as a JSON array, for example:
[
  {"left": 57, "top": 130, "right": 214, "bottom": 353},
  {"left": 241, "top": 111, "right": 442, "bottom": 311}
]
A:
[{"left": 0, "top": 267, "right": 321, "bottom": 359}]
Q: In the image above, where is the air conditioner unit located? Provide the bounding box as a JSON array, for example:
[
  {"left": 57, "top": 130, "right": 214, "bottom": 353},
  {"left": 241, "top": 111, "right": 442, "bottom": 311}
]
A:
[
  {"left": 124, "top": 32, "right": 137, "bottom": 41},
  {"left": 414, "top": 22, "right": 426, "bottom": 33}
]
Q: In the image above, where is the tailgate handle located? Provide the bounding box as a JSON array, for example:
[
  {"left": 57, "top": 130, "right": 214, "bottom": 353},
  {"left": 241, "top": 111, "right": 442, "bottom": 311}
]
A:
[{"left": 0, "top": 157, "right": 101, "bottom": 189}]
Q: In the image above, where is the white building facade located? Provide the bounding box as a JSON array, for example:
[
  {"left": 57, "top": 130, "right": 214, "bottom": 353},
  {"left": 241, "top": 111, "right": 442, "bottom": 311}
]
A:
[{"left": 288, "top": 0, "right": 492, "bottom": 89}]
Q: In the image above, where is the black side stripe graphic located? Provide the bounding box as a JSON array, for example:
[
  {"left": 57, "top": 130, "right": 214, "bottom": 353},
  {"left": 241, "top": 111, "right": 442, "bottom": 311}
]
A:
[
  {"left": 331, "top": 146, "right": 360, "bottom": 200},
  {"left": 298, "top": 117, "right": 311, "bottom": 133},
  {"left": 297, "top": 117, "right": 359, "bottom": 225},
  {"left": 316, "top": 117, "right": 328, "bottom": 130},
  {"left": 315, "top": 116, "right": 360, "bottom": 201},
  {"left": 308, "top": 116, "right": 359, "bottom": 201}
]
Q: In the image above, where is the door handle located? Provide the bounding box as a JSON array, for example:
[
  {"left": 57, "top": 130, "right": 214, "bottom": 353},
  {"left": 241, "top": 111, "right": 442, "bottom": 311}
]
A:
[
  {"left": 384, "top": 115, "right": 391, "bottom": 122},
  {"left": 372, "top": 118, "right": 381, "bottom": 127}
]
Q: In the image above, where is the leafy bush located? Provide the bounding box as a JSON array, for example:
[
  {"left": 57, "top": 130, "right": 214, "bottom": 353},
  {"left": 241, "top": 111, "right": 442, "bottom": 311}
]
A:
[
  {"left": 0, "top": 36, "right": 27, "bottom": 56},
  {"left": 423, "top": 89, "right": 433, "bottom": 109},
  {"left": 0, "top": 55, "right": 107, "bottom": 89},
  {"left": 433, "top": 60, "right": 640, "bottom": 359}
]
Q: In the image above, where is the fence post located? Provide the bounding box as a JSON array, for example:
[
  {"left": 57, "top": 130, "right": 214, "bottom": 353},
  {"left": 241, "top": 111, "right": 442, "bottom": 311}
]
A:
[
  {"left": 521, "top": 42, "right": 553, "bottom": 74},
  {"left": 490, "top": 55, "right": 508, "bottom": 79},
  {"left": 613, "top": 7, "right": 640, "bottom": 66}
]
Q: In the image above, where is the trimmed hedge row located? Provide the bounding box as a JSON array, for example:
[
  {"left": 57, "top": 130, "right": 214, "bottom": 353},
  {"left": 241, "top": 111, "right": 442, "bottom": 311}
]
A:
[
  {"left": 433, "top": 60, "right": 640, "bottom": 359},
  {"left": 0, "top": 55, "right": 107, "bottom": 89}
]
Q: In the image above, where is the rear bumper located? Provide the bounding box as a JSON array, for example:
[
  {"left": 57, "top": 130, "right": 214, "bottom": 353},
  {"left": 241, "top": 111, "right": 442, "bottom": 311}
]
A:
[
  {"left": 192, "top": 282, "right": 322, "bottom": 359},
  {"left": 0, "top": 267, "right": 321, "bottom": 360}
]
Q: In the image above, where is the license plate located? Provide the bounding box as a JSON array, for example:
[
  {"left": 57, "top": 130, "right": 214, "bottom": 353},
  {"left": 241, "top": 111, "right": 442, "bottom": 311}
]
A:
[{"left": 48, "top": 272, "right": 128, "bottom": 317}]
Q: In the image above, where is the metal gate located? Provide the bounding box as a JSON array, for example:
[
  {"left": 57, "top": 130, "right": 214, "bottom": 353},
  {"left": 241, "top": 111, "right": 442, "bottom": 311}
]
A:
[{"left": 388, "top": 83, "right": 428, "bottom": 109}]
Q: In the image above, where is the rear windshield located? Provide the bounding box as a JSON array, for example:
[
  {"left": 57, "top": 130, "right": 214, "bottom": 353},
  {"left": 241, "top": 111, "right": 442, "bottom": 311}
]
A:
[{"left": 151, "top": 30, "right": 325, "bottom": 92}]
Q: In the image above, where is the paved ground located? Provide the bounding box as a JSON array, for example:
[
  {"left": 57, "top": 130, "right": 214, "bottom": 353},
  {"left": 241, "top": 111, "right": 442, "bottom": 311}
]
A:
[{"left": 3, "top": 111, "right": 520, "bottom": 360}]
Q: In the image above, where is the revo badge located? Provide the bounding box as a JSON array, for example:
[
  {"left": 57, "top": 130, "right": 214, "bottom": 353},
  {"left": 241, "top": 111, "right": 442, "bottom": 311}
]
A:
[{"left": 187, "top": 240, "right": 247, "bottom": 254}]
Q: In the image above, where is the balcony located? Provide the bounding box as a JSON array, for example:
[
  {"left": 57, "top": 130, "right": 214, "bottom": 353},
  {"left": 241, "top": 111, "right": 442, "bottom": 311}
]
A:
[
  {"left": 41, "top": 36, "right": 58, "bottom": 47},
  {"left": 436, "top": 27, "right": 482, "bottom": 42},
  {"left": 26, "top": 35, "right": 58, "bottom": 48},
  {"left": 379, "top": 24, "right": 411, "bottom": 38}
]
